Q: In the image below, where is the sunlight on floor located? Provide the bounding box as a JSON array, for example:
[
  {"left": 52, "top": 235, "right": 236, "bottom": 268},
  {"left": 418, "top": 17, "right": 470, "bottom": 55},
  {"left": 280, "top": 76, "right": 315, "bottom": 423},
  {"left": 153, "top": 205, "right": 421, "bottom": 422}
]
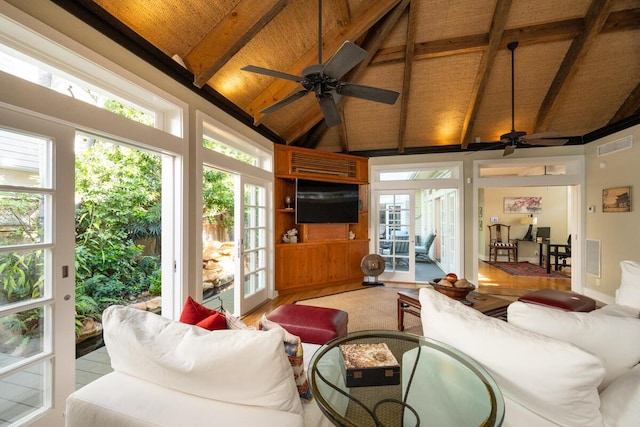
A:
[{"left": 477, "top": 273, "right": 500, "bottom": 287}]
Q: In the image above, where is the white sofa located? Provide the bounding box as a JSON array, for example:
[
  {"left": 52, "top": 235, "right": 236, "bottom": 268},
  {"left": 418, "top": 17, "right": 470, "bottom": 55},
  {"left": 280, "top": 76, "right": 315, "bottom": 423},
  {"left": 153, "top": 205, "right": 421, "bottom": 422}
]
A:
[
  {"left": 419, "top": 260, "right": 640, "bottom": 427},
  {"left": 65, "top": 305, "right": 343, "bottom": 427}
]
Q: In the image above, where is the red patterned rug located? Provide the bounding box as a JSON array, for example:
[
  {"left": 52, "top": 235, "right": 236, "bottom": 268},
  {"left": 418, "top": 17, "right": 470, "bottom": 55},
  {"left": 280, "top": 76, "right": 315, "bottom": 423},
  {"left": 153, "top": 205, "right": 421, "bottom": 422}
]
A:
[{"left": 485, "top": 261, "right": 570, "bottom": 279}]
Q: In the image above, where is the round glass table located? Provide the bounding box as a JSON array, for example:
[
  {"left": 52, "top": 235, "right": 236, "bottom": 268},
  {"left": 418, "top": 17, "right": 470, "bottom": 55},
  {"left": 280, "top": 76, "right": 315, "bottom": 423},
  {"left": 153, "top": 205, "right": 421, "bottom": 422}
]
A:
[{"left": 308, "top": 330, "right": 504, "bottom": 427}]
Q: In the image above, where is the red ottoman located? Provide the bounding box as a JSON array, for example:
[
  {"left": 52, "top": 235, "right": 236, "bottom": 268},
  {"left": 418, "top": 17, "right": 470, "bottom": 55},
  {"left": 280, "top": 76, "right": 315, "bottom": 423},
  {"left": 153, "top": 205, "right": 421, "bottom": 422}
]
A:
[
  {"left": 265, "top": 304, "right": 348, "bottom": 345},
  {"left": 518, "top": 289, "right": 596, "bottom": 312}
]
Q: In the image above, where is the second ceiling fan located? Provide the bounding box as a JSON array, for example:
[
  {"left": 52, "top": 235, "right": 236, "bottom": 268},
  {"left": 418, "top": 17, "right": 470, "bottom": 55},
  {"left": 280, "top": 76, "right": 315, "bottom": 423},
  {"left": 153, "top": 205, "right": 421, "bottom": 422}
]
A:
[
  {"left": 494, "top": 41, "right": 568, "bottom": 156},
  {"left": 241, "top": 0, "right": 400, "bottom": 127}
]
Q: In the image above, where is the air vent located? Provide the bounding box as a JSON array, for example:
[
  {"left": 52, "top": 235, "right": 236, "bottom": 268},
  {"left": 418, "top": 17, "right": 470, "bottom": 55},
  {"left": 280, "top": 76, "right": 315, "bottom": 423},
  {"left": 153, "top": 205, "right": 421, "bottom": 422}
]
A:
[
  {"left": 597, "top": 135, "right": 632, "bottom": 157},
  {"left": 586, "top": 239, "right": 601, "bottom": 277},
  {"left": 291, "top": 152, "right": 357, "bottom": 178}
]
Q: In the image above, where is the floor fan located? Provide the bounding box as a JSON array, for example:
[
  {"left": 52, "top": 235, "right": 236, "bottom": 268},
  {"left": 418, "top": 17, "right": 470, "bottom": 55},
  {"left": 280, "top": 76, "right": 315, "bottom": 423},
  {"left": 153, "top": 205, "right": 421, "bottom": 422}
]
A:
[{"left": 361, "top": 254, "right": 385, "bottom": 287}]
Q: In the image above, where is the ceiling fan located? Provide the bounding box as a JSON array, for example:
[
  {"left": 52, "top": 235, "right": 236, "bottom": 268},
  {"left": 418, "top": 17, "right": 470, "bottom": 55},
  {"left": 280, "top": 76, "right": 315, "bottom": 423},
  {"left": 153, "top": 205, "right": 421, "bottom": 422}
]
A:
[
  {"left": 491, "top": 41, "right": 568, "bottom": 156},
  {"left": 241, "top": 0, "right": 400, "bottom": 127}
]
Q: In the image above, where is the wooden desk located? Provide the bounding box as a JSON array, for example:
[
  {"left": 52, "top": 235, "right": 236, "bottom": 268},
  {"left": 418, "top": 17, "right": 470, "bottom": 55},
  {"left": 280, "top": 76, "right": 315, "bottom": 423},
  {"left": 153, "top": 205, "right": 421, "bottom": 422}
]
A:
[
  {"left": 545, "top": 243, "right": 571, "bottom": 273},
  {"left": 397, "top": 289, "right": 511, "bottom": 330},
  {"left": 517, "top": 239, "right": 545, "bottom": 265}
]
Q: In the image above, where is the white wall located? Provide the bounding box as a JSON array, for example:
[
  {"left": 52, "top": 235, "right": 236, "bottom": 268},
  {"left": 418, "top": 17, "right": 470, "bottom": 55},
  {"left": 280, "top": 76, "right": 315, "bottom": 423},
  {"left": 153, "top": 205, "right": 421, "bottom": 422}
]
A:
[{"left": 583, "top": 126, "right": 640, "bottom": 300}]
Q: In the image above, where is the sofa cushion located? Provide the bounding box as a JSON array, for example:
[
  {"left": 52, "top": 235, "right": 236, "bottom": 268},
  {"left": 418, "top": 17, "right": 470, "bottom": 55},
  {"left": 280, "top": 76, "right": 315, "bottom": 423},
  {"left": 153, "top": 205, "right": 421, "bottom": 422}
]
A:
[
  {"left": 595, "top": 303, "right": 639, "bottom": 318},
  {"left": 66, "top": 371, "right": 304, "bottom": 427},
  {"left": 179, "top": 296, "right": 227, "bottom": 330},
  {"left": 102, "top": 305, "right": 302, "bottom": 415},
  {"left": 508, "top": 301, "right": 640, "bottom": 390},
  {"left": 600, "top": 363, "right": 640, "bottom": 427},
  {"left": 419, "top": 288, "right": 605, "bottom": 427},
  {"left": 616, "top": 260, "right": 640, "bottom": 310},
  {"left": 225, "top": 309, "right": 255, "bottom": 330},
  {"left": 260, "top": 314, "right": 312, "bottom": 401}
]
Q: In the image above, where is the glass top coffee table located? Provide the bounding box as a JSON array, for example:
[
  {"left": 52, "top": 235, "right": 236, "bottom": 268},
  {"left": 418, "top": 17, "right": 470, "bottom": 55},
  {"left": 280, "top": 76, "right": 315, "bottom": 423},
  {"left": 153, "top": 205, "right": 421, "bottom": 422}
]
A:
[{"left": 308, "top": 330, "right": 504, "bottom": 427}]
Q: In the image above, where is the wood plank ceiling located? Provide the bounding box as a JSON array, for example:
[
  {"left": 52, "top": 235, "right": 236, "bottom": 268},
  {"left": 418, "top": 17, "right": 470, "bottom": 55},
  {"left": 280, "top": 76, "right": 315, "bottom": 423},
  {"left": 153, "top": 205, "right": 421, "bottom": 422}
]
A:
[{"left": 60, "top": 0, "right": 640, "bottom": 156}]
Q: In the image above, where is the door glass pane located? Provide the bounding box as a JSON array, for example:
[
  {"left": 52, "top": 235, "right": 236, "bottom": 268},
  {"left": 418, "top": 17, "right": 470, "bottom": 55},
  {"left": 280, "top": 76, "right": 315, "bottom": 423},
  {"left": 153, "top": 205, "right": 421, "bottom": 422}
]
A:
[
  {"left": 0, "top": 192, "right": 46, "bottom": 246},
  {"left": 0, "top": 360, "right": 49, "bottom": 424},
  {"left": 0, "top": 249, "right": 45, "bottom": 307},
  {"left": 378, "top": 194, "right": 410, "bottom": 272},
  {"left": 0, "top": 129, "right": 49, "bottom": 188},
  {"left": 0, "top": 307, "right": 44, "bottom": 366}
]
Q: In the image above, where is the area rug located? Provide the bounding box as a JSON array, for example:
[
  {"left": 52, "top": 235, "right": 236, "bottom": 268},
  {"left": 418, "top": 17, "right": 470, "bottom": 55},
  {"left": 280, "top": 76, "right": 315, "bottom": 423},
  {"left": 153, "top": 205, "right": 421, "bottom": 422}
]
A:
[
  {"left": 485, "top": 261, "right": 570, "bottom": 279},
  {"left": 296, "top": 287, "right": 424, "bottom": 336}
]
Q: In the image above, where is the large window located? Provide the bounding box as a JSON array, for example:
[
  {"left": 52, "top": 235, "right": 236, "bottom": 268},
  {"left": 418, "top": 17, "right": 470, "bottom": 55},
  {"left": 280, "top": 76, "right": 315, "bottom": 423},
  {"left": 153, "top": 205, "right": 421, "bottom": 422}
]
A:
[{"left": 0, "top": 10, "right": 184, "bottom": 138}]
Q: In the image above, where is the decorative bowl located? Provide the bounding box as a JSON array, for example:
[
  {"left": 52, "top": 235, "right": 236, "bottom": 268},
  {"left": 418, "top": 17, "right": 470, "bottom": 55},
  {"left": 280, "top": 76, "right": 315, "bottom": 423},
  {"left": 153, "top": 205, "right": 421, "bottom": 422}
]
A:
[{"left": 430, "top": 278, "right": 476, "bottom": 300}]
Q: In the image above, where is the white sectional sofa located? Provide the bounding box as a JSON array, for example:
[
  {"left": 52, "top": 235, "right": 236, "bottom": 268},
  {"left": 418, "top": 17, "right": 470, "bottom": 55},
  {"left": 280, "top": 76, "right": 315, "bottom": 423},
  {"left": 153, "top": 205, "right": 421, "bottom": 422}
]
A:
[
  {"left": 65, "top": 305, "right": 343, "bottom": 427},
  {"left": 419, "top": 260, "right": 640, "bottom": 427}
]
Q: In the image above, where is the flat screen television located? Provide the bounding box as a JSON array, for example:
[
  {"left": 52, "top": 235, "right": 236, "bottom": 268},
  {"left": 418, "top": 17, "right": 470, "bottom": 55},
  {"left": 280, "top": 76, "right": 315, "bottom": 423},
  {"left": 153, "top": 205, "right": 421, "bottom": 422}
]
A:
[{"left": 295, "top": 179, "right": 359, "bottom": 224}]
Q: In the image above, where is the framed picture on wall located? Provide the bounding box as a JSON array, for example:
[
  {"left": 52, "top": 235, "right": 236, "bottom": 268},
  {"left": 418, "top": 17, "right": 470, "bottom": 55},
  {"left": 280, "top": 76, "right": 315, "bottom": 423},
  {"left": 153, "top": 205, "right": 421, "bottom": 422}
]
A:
[
  {"left": 503, "top": 196, "right": 542, "bottom": 214},
  {"left": 603, "top": 186, "right": 631, "bottom": 213}
]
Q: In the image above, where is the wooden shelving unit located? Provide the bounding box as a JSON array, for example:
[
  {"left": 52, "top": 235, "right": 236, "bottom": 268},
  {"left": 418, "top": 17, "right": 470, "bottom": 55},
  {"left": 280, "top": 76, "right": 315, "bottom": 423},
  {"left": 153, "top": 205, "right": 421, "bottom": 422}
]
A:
[{"left": 274, "top": 145, "right": 369, "bottom": 292}]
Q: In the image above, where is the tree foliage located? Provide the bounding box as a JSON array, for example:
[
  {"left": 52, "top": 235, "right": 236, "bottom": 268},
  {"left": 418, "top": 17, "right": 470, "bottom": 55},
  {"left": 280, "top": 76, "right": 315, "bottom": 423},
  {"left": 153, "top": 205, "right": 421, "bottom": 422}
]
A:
[{"left": 74, "top": 138, "right": 162, "bottom": 316}]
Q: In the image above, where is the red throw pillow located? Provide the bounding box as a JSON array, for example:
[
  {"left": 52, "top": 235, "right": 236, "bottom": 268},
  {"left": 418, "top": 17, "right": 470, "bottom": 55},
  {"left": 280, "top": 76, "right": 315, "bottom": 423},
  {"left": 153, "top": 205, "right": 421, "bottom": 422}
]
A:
[
  {"left": 195, "top": 312, "right": 227, "bottom": 331},
  {"left": 179, "top": 296, "right": 227, "bottom": 330}
]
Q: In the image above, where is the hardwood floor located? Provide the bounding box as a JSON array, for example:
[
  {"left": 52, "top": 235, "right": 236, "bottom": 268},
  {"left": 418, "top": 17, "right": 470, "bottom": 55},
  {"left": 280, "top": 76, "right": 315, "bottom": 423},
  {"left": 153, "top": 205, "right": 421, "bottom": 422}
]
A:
[{"left": 241, "top": 262, "right": 571, "bottom": 327}]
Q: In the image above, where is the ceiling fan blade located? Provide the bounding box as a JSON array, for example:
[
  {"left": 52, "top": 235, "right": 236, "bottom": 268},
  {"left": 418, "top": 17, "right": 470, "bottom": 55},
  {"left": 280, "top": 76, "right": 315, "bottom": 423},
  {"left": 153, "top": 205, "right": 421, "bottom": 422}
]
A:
[
  {"left": 241, "top": 65, "right": 302, "bottom": 82},
  {"left": 503, "top": 145, "right": 516, "bottom": 156},
  {"left": 317, "top": 93, "right": 341, "bottom": 127},
  {"left": 322, "top": 41, "right": 368, "bottom": 79},
  {"left": 338, "top": 82, "right": 399, "bottom": 105},
  {"left": 260, "top": 90, "right": 309, "bottom": 115},
  {"left": 524, "top": 138, "right": 569, "bottom": 146}
]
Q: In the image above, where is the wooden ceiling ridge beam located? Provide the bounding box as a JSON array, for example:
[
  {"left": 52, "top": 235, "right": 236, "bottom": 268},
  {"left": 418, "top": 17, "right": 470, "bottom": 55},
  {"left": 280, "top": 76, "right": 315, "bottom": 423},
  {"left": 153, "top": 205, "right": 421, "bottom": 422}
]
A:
[
  {"left": 533, "top": 0, "right": 614, "bottom": 132},
  {"left": 460, "top": 0, "right": 512, "bottom": 149},
  {"left": 185, "top": 0, "right": 289, "bottom": 88},
  {"left": 246, "top": 0, "right": 402, "bottom": 125},
  {"left": 370, "top": 7, "right": 639, "bottom": 66},
  {"left": 335, "top": 0, "right": 352, "bottom": 27},
  {"left": 284, "top": 0, "right": 411, "bottom": 145},
  {"left": 397, "top": 0, "right": 420, "bottom": 153}
]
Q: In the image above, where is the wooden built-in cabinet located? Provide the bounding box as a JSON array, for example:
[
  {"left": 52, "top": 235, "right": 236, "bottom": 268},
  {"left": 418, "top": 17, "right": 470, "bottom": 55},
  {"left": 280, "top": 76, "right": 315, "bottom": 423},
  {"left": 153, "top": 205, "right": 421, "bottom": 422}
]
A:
[{"left": 274, "top": 145, "right": 369, "bottom": 292}]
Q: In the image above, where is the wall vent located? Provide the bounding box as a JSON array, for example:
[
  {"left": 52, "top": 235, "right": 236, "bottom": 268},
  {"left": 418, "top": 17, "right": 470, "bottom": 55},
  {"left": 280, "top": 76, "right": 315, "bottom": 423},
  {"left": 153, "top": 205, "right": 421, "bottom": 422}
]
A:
[
  {"left": 597, "top": 135, "right": 632, "bottom": 157},
  {"left": 291, "top": 152, "right": 357, "bottom": 178},
  {"left": 586, "top": 239, "right": 601, "bottom": 277}
]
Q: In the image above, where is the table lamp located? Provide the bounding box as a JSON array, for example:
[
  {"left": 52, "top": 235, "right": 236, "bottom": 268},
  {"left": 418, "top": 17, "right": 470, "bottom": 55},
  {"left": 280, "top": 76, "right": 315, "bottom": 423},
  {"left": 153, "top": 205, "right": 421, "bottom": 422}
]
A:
[{"left": 521, "top": 215, "right": 537, "bottom": 241}]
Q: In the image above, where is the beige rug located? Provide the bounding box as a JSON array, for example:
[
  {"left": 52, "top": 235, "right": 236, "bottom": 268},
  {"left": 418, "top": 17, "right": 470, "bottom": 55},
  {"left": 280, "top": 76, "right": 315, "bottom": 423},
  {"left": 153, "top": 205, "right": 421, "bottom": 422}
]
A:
[{"left": 296, "top": 286, "right": 423, "bottom": 336}]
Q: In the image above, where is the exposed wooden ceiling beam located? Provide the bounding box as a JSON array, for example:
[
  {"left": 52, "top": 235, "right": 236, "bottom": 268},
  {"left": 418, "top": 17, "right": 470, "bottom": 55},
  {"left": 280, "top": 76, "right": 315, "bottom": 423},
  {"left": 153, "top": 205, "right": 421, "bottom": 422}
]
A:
[
  {"left": 370, "top": 8, "right": 638, "bottom": 65},
  {"left": 460, "top": 0, "right": 512, "bottom": 149},
  {"left": 285, "top": 0, "right": 411, "bottom": 145},
  {"left": 184, "top": 0, "right": 289, "bottom": 88},
  {"left": 610, "top": 82, "right": 640, "bottom": 124},
  {"left": 335, "top": 0, "right": 351, "bottom": 26},
  {"left": 397, "top": 0, "right": 419, "bottom": 153},
  {"left": 534, "top": 0, "right": 614, "bottom": 132},
  {"left": 245, "top": 0, "right": 402, "bottom": 125}
]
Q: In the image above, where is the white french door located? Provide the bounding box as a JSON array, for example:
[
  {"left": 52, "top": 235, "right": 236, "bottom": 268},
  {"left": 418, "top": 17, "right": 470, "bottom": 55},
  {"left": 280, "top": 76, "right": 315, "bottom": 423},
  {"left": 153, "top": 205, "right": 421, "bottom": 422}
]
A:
[
  {"left": 376, "top": 191, "right": 415, "bottom": 282},
  {"left": 0, "top": 108, "right": 75, "bottom": 426},
  {"left": 235, "top": 176, "right": 269, "bottom": 315}
]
